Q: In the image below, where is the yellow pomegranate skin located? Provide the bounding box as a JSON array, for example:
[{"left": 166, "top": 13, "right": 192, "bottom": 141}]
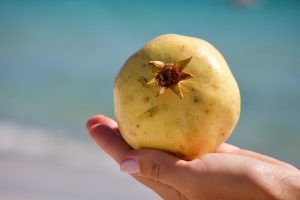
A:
[{"left": 114, "top": 34, "right": 240, "bottom": 160}]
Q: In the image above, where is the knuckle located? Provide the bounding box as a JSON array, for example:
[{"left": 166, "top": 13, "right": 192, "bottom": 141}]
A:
[
  {"left": 150, "top": 161, "right": 161, "bottom": 181},
  {"left": 103, "top": 132, "right": 119, "bottom": 151},
  {"left": 196, "top": 155, "right": 210, "bottom": 174},
  {"left": 176, "top": 190, "right": 189, "bottom": 200}
]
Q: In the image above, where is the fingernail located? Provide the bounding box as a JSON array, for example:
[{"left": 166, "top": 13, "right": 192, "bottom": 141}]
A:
[
  {"left": 89, "top": 123, "right": 102, "bottom": 131},
  {"left": 120, "top": 159, "right": 140, "bottom": 174}
]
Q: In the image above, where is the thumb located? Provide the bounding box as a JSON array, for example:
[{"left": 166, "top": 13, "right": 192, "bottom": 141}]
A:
[{"left": 120, "top": 149, "right": 188, "bottom": 187}]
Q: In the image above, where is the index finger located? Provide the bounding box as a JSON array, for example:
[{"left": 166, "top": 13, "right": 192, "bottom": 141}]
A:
[
  {"left": 216, "top": 143, "right": 240, "bottom": 153},
  {"left": 86, "top": 115, "right": 132, "bottom": 164}
]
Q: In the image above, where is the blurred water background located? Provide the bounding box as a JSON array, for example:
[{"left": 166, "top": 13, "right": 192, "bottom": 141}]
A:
[{"left": 0, "top": 0, "right": 299, "bottom": 199}]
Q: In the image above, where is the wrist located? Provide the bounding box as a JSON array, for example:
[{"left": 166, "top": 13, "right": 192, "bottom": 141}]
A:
[
  {"left": 260, "top": 170, "right": 300, "bottom": 200},
  {"left": 276, "top": 173, "right": 300, "bottom": 200},
  {"left": 247, "top": 162, "right": 300, "bottom": 200}
]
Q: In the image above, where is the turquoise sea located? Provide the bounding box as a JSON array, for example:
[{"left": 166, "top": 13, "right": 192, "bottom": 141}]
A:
[{"left": 0, "top": 1, "right": 300, "bottom": 199}]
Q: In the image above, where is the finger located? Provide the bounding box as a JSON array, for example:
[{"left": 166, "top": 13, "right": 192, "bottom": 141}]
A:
[
  {"left": 87, "top": 121, "right": 132, "bottom": 164},
  {"left": 86, "top": 115, "right": 118, "bottom": 131},
  {"left": 87, "top": 116, "right": 188, "bottom": 199},
  {"left": 132, "top": 176, "right": 188, "bottom": 200},
  {"left": 120, "top": 149, "right": 189, "bottom": 189},
  {"left": 230, "top": 149, "right": 298, "bottom": 171},
  {"left": 216, "top": 143, "right": 240, "bottom": 153},
  {"left": 217, "top": 143, "right": 297, "bottom": 170}
]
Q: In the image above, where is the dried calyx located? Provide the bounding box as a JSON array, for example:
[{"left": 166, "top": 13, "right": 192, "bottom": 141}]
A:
[{"left": 147, "top": 57, "right": 193, "bottom": 99}]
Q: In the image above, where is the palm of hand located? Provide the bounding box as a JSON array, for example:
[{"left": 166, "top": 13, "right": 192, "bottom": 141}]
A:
[{"left": 86, "top": 115, "right": 300, "bottom": 200}]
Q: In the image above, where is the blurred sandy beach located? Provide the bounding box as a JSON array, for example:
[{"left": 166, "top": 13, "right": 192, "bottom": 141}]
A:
[{"left": 0, "top": 121, "right": 158, "bottom": 200}]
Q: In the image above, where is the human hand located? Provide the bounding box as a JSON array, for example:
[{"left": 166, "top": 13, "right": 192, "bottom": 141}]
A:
[{"left": 86, "top": 115, "right": 300, "bottom": 200}]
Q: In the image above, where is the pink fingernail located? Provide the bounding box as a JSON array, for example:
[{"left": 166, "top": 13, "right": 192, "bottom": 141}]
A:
[
  {"left": 120, "top": 159, "right": 140, "bottom": 174},
  {"left": 90, "top": 123, "right": 102, "bottom": 130}
]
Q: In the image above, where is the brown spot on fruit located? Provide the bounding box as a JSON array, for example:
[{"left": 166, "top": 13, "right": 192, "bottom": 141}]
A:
[
  {"left": 136, "top": 124, "right": 140, "bottom": 128},
  {"left": 204, "top": 109, "right": 209, "bottom": 113},
  {"left": 212, "top": 84, "right": 219, "bottom": 90},
  {"left": 129, "top": 131, "right": 136, "bottom": 136},
  {"left": 193, "top": 96, "right": 200, "bottom": 103},
  {"left": 139, "top": 104, "right": 169, "bottom": 119},
  {"left": 138, "top": 77, "right": 148, "bottom": 87},
  {"left": 143, "top": 96, "right": 150, "bottom": 103}
]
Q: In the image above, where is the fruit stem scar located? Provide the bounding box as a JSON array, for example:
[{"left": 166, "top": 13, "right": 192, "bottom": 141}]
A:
[{"left": 146, "top": 57, "right": 193, "bottom": 99}]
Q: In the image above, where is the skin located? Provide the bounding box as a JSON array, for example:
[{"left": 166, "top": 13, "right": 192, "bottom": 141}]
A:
[{"left": 86, "top": 115, "right": 300, "bottom": 200}]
